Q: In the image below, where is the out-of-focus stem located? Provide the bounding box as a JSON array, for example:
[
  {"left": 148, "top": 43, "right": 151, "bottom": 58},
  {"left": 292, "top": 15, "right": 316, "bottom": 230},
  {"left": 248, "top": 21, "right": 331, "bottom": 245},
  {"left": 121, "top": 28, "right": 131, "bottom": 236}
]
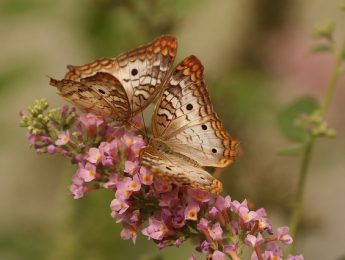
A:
[
  {"left": 320, "top": 39, "right": 345, "bottom": 117},
  {"left": 288, "top": 138, "right": 314, "bottom": 253},
  {"left": 288, "top": 38, "right": 345, "bottom": 254}
]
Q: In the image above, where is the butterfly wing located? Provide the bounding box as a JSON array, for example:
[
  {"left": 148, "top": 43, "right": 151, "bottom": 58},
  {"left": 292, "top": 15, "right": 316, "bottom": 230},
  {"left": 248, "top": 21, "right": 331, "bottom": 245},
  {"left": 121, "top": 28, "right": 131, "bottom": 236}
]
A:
[
  {"left": 152, "top": 55, "right": 238, "bottom": 167},
  {"left": 50, "top": 72, "right": 130, "bottom": 122},
  {"left": 140, "top": 146, "right": 222, "bottom": 195},
  {"left": 64, "top": 35, "right": 177, "bottom": 115}
]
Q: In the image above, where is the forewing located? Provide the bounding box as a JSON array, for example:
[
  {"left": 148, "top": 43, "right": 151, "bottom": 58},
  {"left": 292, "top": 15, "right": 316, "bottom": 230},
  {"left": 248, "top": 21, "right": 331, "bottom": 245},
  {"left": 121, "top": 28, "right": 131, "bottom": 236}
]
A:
[
  {"left": 140, "top": 147, "right": 222, "bottom": 195},
  {"left": 152, "top": 55, "right": 238, "bottom": 167},
  {"left": 64, "top": 35, "right": 177, "bottom": 115},
  {"left": 50, "top": 72, "right": 130, "bottom": 122}
]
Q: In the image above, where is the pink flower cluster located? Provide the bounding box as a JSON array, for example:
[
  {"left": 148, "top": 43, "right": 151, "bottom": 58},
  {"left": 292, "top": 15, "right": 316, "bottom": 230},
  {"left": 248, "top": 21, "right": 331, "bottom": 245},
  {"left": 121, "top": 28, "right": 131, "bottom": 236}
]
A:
[{"left": 20, "top": 101, "right": 303, "bottom": 260}]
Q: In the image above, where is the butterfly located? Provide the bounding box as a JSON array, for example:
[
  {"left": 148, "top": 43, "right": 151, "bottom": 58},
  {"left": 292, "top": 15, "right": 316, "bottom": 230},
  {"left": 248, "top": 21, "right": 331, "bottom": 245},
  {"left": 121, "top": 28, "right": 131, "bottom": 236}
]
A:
[
  {"left": 49, "top": 35, "right": 177, "bottom": 124},
  {"left": 139, "top": 55, "right": 238, "bottom": 195}
]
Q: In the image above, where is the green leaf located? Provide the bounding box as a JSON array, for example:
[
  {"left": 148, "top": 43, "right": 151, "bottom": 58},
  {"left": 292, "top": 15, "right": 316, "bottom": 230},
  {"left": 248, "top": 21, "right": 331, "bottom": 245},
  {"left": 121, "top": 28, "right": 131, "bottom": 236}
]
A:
[
  {"left": 277, "top": 96, "right": 319, "bottom": 142},
  {"left": 277, "top": 143, "right": 307, "bottom": 156}
]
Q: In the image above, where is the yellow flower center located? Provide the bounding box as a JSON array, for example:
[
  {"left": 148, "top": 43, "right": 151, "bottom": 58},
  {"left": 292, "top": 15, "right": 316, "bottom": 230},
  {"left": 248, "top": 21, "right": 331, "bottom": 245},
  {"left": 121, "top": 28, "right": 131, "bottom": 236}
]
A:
[
  {"left": 188, "top": 210, "right": 196, "bottom": 219},
  {"left": 87, "top": 170, "right": 95, "bottom": 177},
  {"left": 243, "top": 214, "right": 250, "bottom": 221},
  {"left": 130, "top": 181, "right": 137, "bottom": 189}
]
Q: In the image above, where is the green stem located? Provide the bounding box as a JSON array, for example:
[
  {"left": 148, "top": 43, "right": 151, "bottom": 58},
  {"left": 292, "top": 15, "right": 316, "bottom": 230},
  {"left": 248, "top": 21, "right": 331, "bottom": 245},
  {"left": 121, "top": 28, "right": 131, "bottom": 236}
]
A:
[
  {"left": 288, "top": 38, "right": 345, "bottom": 254},
  {"left": 288, "top": 138, "right": 314, "bottom": 253},
  {"left": 320, "top": 42, "right": 344, "bottom": 117}
]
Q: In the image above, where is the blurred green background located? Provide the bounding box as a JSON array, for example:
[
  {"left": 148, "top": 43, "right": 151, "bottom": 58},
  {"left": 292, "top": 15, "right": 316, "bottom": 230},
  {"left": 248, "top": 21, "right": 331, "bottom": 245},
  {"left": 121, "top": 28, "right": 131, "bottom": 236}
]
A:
[{"left": 1, "top": 0, "right": 345, "bottom": 259}]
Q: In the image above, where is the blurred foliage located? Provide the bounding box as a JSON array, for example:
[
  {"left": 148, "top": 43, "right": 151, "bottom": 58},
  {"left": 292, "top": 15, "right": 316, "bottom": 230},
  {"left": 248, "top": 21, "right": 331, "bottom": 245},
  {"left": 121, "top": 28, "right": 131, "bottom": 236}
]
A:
[
  {"left": 0, "top": 0, "right": 53, "bottom": 15},
  {"left": 0, "top": 65, "right": 34, "bottom": 94},
  {"left": 277, "top": 97, "right": 319, "bottom": 143},
  {"left": 80, "top": 0, "right": 197, "bottom": 57}
]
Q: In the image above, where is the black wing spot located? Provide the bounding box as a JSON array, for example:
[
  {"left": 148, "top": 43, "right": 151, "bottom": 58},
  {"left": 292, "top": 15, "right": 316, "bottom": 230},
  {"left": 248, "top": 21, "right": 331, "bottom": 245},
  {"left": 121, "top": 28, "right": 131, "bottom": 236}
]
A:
[
  {"left": 78, "top": 88, "right": 83, "bottom": 92},
  {"left": 212, "top": 148, "right": 217, "bottom": 153},
  {"left": 98, "top": 89, "right": 106, "bottom": 95},
  {"left": 186, "top": 104, "right": 193, "bottom": 110},
  {"left": 200, "top": 176, "right": 205, "bottom": 180},
  {"left": 131, "top": 68, "right": 138, "bottom": 76},
  {"left": 166, "top": 166, "right": 172, "bottom": 171},
  {"left": 202, "top": 124, "right": 207, "bottom": 130}
]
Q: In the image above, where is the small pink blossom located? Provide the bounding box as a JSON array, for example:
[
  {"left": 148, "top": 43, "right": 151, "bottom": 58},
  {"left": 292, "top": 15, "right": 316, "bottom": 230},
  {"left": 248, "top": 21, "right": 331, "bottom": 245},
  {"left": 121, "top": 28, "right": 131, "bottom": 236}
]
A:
[
  {"left": 110, "top": 198, "right": 130, "bottom": 215},
  {"left": 154, "top": 179, "right": 172, "bottom": 193},
  {"left": 78, "top": 162, "right": 97, "bottom": 182},
  {"left": 47, "top": 144, "right": 56, "bottom": 154},
  {"left": 55, "top": 131, "right": 70, "bottom": 146},
  {"left": 208, "top": 222, "right": 223, "bottom": 241},
  {"left": 212, "top": 250, "right": 225, "bottom": 260},
  {"left": 215, "top": 195, "right": 231, "bottom": 211},
  {"left": 142, "top": 218, "right": 171, "bottom": 240},
  {"left": 239, "top": 207, "right": 257, "bottom": 223},
  {"left": 188, "top": 189, "right": 211, "bottom": 203},
  {"left": 245, "top": 233, "right": 264, "bottom": 248},
  {"left": 277, "top": 226, "right": 293, "bottom": 244},
  {"left": 124, "top": 160, "right": 139, "bottom": 175},
  {"left": 184, "top": 201, "right": 200, "bottom": 221},
  {"left": 87, "top": 147, "right": 102, "bottom": 164},
  {"left": 120, "top": 224, "right": 137, "bottom": 244},
  {"left": 138, "top": 167, "right": 153, "bottom": 185}
]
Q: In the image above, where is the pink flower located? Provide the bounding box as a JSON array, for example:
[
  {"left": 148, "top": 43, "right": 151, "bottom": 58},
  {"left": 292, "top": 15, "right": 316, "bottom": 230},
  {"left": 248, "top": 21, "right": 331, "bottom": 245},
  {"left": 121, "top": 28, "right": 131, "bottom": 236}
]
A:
[
  {"left": 212, "top": 250, "right": 225, "bottom": 260},
  {"left": 78, "top": 162, "right": 97, "bottom": 182},
  {"left": 110, "top": 198, "right": 130, "bottom": 215},
  {"left": 127, "top": 175, "right": 141, "bottom": 192},
  {"left": 120, "top": 224, "right": 137, "bottom": 244},
  {"left": 78, "top": 113, "right": 103, "bottom": 136},
  {"left": 138, "top": 167, "right": 153, "bottom": 185},
  {"left": 103, "top": 173, "right": 119, "bottom": 189},
  {"left": 277, "top": 226, "right": 293, "bottom": 244},
  {"left": 124, "top": 160, "right": 139, "bottom": 175},
  {"left": 197, "top": 218, "right": 210, "bottom": 231},
  {"left": 262, "top": 242, "right": 283, "bottom": 260},
  {"left": 208, "top": 222, "right": 223, "bottom": 241},
  {"left": 115, "top": 178, "right": 133, "bottom": 200},
  {"left": 245, "top": 233, "right": 264, "bottom": 248},
  {"left": 231, "top": 199, "right": 248, "bottom": 214},
  {"left": 154, "top": 179, "right": 172, "bottom": 193},
  {"left": 55, "top": 131, "right": 70, "bottom": 146},
  {"left": 69, "top": 174, "right": 84, "bottom": 199},
  {"left": 184, "top": 201, "right": 200, "bottom": 221},
  {"left": 99, "top": 141, "right": 116, "bottom": 166},
  {"left": 87, "top": 147, "right": 102, "bottom": 164},
  {"left": 171, "top": 206, "right": 185, "bottom": 228},
  {"left": 239, "top": 207, "right": 257, "bottom": 223},
  {"left": 159, "top": 188, "right": 179, "bottom": 208},
  {"left": 47, "top": 144, "right": 56, "bottom": 154},
  {"left": 215, "top": 195, "right": 231, "bottom": 211},
  {"left": 142, "top": 218, "right": 172, "bottom": 240},
  {"left": 187, "top": 189, "right": 211, "bottom": 203},
  {"left": 197, "top": 240, "right": 211, "bottom": 255}
]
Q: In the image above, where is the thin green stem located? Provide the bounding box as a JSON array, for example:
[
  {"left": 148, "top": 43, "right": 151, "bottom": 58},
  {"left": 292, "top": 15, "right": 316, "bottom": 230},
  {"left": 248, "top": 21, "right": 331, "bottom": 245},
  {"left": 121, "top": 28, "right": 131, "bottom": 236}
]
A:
[
  {"left": 287, "top": 138, "right": 314, "bottom": 253},
  {"left": 288, "top": 38, "right": 345, "bottom": 254},
  {"left": 320, "top": 39, "right": 345, "bottom": 117}
]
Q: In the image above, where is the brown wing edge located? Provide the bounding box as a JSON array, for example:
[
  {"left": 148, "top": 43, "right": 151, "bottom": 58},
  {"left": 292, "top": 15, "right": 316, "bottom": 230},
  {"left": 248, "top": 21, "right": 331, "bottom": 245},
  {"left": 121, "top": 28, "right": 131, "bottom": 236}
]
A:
[{"left": 64, "top": 35, "right": 178, "bottom": 81}]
